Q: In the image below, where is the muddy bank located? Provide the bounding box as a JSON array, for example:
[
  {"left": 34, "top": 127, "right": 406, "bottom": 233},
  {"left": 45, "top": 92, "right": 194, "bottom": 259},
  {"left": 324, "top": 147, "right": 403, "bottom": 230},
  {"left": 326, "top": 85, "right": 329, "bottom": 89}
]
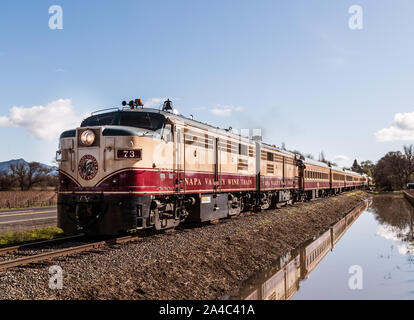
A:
[
  {"left": 0, "top": 191, "right": 368, "bottom": 300},
  {"left": 403, "top": 190, "right": 414, "bottom": 207}
]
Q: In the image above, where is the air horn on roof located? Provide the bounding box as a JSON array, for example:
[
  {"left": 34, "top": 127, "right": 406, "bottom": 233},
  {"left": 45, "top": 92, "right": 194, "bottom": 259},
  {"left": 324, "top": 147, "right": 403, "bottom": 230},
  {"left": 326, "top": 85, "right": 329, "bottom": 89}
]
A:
[{"left": 122, "top": 98, "right": 144, "bottom": 109}]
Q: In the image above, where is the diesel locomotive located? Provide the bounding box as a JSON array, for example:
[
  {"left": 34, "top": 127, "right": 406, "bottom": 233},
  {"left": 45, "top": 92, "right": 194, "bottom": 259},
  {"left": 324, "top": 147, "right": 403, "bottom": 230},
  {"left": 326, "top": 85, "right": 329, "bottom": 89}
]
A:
[{"left": 56, "top": 99, "right": 371, "bottom": 235}]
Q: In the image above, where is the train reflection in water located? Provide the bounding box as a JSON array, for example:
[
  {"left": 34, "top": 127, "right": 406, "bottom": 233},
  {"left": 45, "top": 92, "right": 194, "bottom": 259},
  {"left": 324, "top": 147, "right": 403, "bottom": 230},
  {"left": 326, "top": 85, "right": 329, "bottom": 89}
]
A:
[{"left": 239, "top": 201, "right": 369, "bottom": 300}]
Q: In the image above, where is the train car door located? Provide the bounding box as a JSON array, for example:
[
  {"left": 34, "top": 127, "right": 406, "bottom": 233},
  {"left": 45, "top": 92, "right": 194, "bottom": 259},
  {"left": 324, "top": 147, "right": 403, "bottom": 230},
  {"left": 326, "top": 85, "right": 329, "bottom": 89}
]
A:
[
  {"left": 298, "top": 163, "right": 305, "bottom": 190},
  {"left": 329, "top": 169, "right": 333, "bottom": 190},
  {"left": 214, "top": 137, "right": 220, "bottom": 192},
  {"left": 255, "top": 141, "right": 261, "bottom": 196},
  {"left": 174, "top": 126, "right": 185, "bottom": 193}
]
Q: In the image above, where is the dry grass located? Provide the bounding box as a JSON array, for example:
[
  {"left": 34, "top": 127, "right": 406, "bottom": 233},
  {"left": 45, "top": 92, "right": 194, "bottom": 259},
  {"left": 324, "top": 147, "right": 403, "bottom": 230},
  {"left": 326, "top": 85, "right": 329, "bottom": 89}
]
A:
[{"left": 0, "top": 191, "right": 57, "bottom": 209}]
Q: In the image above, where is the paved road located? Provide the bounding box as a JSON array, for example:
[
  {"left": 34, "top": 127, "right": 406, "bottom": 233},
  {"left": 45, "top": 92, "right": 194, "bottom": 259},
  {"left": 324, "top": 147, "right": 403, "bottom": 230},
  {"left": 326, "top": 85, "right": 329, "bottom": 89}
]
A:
[{"left": 0, "top": 206, "right": 57, "bottom": 224}]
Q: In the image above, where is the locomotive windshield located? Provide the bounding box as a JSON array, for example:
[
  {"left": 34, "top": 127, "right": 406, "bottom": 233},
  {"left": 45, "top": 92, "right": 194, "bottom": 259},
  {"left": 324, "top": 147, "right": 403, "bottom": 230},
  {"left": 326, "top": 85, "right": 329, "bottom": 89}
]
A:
[
  {"left": 119, "top": 112, "right": 165, "bottom": 131},
  {"left": 81, "top": 112, "right": 118, "bottom": 126},
  {"left": 81, "top": 111, "right": 165, "bottom": 131}
]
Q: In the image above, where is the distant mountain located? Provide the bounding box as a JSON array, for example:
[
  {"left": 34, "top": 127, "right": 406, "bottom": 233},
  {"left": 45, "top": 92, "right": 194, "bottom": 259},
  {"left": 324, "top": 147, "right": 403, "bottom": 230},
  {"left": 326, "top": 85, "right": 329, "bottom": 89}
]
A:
[{"left": 0, "top": 159, "right": 58, "bottom": 175}]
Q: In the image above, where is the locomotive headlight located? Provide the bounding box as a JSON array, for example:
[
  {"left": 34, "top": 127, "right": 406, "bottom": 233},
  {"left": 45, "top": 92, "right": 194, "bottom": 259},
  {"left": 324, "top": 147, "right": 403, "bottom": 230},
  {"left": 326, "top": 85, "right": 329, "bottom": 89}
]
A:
[{"left": 80, "top": 130, "right": 95, "bottom": 146}]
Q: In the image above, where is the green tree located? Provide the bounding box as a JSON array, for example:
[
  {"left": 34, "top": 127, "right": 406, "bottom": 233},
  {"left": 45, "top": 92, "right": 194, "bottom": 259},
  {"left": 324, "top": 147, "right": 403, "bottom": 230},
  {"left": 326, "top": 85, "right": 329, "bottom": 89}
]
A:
[
  {"left": 373, "top": 152, "right": 410, "bottom": 190},
  {"left": 351, "top": 159, "right": 363, "bottom": 174},
  {"left": 360, "top": 160, "right": 374, "bottom": 177}
]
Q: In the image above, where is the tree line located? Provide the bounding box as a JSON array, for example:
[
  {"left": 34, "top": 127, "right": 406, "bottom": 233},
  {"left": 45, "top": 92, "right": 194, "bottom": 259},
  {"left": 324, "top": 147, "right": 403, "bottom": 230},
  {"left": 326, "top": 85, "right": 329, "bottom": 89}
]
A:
[
  {"left": 371, "top": 145, "right": 414, "bottom": 191},
  {"left": 0, "top": 162, "right": 57, "bottom": 191},
  {"left": 282, "top": 142, "right": 414, "bottom": 191},
  {"left": 316, "top": 145, "right": 414, "bottom": 191}
]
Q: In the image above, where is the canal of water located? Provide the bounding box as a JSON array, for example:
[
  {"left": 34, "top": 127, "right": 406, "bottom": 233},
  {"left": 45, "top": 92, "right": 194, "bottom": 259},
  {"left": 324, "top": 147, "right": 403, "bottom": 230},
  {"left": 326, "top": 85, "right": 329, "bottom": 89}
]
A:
[{"left": 234, "top": 194, "right": 414, "bottom": 300}]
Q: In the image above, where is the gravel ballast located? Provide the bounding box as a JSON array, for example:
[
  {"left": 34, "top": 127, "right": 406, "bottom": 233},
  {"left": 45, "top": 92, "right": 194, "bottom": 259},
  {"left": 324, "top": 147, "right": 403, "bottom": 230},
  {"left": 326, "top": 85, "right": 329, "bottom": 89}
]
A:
[{"left": 0, "top": 191, "right": 368, "bottom": 300}]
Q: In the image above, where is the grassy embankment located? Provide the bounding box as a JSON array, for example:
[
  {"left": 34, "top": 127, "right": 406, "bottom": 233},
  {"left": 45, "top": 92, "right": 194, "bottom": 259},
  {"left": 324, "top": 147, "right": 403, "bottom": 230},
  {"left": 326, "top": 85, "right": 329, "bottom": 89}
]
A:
[
  {"left": 0, "top": 191, "right": 60, "bottom": 246},
  {"left": 0, "top": 226, "right": 64, "bottom": 247},
  {"left": 368, "top": 190, "right": 403, "bottom": 194},
  {"left": 331, "top": 190, "right": 366, "bottom": 200}
]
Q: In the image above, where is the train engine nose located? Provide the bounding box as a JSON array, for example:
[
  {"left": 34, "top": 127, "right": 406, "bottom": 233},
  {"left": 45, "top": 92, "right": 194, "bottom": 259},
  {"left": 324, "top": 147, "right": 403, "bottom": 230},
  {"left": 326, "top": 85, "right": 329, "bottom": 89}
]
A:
[
  {"left": 72, "top": 194, "right": 105, "bottom": 231},
  {"left": 76, "top": 128, "right": 102, "bottom": 186}
]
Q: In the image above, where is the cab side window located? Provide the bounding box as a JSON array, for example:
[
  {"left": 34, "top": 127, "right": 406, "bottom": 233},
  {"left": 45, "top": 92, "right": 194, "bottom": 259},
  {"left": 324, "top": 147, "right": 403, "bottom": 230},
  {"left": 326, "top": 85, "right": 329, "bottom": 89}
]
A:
[{"left": 163, "top": 124, "right": 174, "bottom": 142}]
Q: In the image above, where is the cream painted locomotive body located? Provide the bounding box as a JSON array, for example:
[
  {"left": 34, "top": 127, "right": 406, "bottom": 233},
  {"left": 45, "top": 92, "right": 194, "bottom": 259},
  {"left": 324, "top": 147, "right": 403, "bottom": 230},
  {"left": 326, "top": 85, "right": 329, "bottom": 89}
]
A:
[{"left": 57, "top": 104, "right": 369, "bottom": 235}]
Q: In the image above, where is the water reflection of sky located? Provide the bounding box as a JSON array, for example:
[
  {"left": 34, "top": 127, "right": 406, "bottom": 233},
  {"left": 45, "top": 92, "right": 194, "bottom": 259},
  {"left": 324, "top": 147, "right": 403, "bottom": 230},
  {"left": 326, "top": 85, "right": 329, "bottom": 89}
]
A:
[
  {"left": 376, "top": 225, "right": 414, "bottom": 256},
  {"left": 293, "top": 195, "right": 414, "bottom": 300}
]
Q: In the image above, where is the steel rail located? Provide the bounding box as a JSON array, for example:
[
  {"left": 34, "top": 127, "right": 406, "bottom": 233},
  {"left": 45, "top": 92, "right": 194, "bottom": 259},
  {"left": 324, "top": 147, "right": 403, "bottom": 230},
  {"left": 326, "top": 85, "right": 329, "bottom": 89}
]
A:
[
  {"left": 0, "top": 234, "right": 141, "bottom": 271},
  {"left": 0, "top": 234, "right": 85, "bottom": 255}
]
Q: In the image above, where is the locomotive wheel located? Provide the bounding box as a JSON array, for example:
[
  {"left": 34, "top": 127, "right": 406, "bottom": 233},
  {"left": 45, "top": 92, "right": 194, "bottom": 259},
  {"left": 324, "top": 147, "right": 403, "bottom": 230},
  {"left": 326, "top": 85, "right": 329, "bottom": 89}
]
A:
[
  {"left": 228, "top": 197, "right": 243, "bottom": 216},
  {"left": 260, "top": 200, "right": 271, "bottom": 210},
  {"left": 154, "top": 209, "right": 181, "bottom": 230}
]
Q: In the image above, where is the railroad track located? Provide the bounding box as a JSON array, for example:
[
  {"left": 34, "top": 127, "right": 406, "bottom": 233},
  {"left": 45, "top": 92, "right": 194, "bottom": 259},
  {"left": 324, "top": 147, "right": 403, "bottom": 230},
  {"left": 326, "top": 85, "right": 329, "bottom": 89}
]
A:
[
  {"left": 0, "top": 234, "right": 142, "bottom": 272},
  {"left": 0, "top": 214, "right": 239, "bottom": 272},
  {"left": 0, "top": 191, "right": 366, "bottom": 273},
  {"left": 0, "top": 234, "right": 85, "bottom": 255}
]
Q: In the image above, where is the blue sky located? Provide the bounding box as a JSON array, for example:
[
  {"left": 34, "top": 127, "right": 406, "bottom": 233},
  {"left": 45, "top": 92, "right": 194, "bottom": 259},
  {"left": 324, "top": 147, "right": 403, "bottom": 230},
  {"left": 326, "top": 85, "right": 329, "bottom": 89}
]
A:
[{"left": 0, "top": 0, "right": 414, "bottom": 166}]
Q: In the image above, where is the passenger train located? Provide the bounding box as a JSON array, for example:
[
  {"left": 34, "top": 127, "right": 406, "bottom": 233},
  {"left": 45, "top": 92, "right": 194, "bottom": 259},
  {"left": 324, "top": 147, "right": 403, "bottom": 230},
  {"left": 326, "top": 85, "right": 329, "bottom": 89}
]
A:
[{"left": 56, "top": 99, "right": 371, "bottom": 235}]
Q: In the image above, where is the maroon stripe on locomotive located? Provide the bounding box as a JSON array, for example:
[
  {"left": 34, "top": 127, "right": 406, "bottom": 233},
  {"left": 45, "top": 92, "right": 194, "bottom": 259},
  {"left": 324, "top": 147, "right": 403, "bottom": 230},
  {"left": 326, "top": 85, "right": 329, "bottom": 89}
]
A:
[
  {"left": 59, "top": 169, "right": 257, "bottom": 194},
  {"left": 303, "top": 181, "right": 330, "bottom": 190}
]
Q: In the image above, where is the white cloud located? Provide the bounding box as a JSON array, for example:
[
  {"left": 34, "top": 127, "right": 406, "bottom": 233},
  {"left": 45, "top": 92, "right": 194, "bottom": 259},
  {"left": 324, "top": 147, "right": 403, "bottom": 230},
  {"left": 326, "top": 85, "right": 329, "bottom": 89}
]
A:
[
  {"left": 334, "top": 154, "right": 350, "bottom": 162},
  {"left": 211, "top": 108, "right": 232, "bottom": 117},
  {"left": 143, "top": 98, "right": 165, "bottom": 108},
  {"left": 55, "top": 68, "right": 66, "bottom": 73},
  {"left": 210, "top": 104, "right": 244, "bottom": 117},
  {"left": 333, "top": 154, "right": 352, "bottom": 167},
  {"left": 377, "top": 224, "right": 414, "bottom": 255},
  {"left": 375, "top": 112, "right": 414, "bottom": 142},
  {"left": 0, "top": 99, "right": 82, "bottom": 141}
]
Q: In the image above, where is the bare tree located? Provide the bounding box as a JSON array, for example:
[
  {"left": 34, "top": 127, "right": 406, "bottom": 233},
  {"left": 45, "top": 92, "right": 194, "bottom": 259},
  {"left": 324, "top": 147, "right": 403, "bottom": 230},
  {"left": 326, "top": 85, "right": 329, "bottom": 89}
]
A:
[
  {"left": 319, "top": 151, "right": 327, "bottom": 163},
  {"left": 0, "top": 171, "right": 15, "bottom": 190},
  {"left": 10, "top": 162, "right": 27, "bottom": 191},
  {"left": 404, "top": 144, "right": 414, "bottom": 180},
  {"left": 9, "top": 162, "right": 52, "bottom": 190},
  {"left": 26, "top": 162, "right": 52, "bottom": 190},
  {"left": 292, "top": 150, "right": 305, "bottom": 160}
]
